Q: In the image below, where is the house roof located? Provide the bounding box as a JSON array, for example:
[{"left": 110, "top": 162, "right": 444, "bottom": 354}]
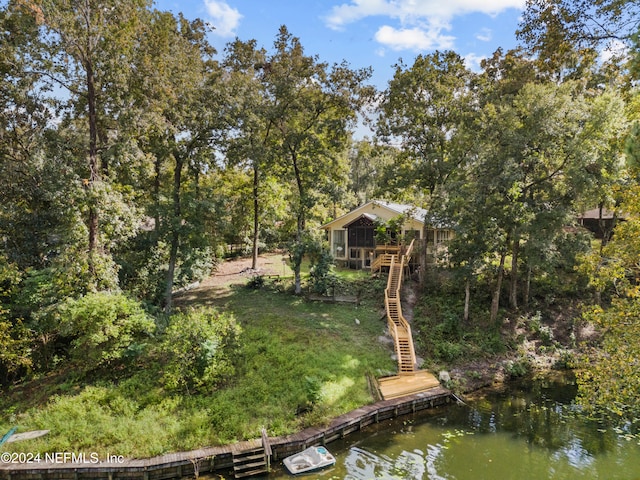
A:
[
  {"left": 342, "top": 213, "right": 378, "bottom": 228},
  {"left": 577, "top": 208, "right": 618, "bottom": 220},
  {"left": 377, "top": 201, "right": 428, "bottom": 222},
  {"left": 321, "top": 200, "right": 427, "bottom": 230}
]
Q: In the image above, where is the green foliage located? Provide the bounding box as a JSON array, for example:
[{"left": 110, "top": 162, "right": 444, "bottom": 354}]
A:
[
  {"left": 0, "top": 283, "right": 394, "bottom": 456},
  {"left": 574, "top": 183, "right": 640, "bottom": 420},
  {"left": 157, "top": 307, "right": 241, "bottom": 393},
  {"left": 0, "top": 318, "right": 32, "bottom": 385},
  {"left": 308, "top": 249, "right": 338, "bottom": 295},
  {"left": 504, "top": 357, "right": 531, "bottom": 378},
  {"left": 289, "top": 231, "right": 338, "bottom": 295},
  {"left": 58, "top": 292, "right": 154, "bottom": 371},
  {"left": 246, "top": 275, "right": 266, "bottom": 290},
  {"left": 0, "top": 258, "right": 31, "bottom": 383},
  {"left": 414, "top": 279, "right": 507, "bottom": 363}
]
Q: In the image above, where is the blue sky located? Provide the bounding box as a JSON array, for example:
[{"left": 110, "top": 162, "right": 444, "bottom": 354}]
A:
[{"left": 154, "top": 0, "right": 526, "bottom": 90}]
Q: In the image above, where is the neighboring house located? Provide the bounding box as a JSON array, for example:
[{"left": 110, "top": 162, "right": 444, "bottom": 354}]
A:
[
  {"left": 320, "top": 200, "right": 453, "bottom": 269},
  {"left": 576, "top": 207, "right": 625, "bottom": 239}
]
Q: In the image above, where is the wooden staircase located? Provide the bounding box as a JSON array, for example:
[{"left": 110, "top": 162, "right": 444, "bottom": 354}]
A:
[
  {"left": 232, "top": 429, "right": 272, "bottom": 478},
  {"left": 384, "top": 239, "right": 417, "bottom": 375},
  {"left": 371, "top": 253, "right": 394, "bottom": 273},
  {"left": 376, "top": 239, "right": 440, "bottom": 400}
]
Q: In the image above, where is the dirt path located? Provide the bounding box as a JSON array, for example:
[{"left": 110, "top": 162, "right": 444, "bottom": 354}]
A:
[
  {"left": 174, "top": 253, "right": 290, "bottom": 306},
  {"left": 199, "top": 252, "right": 289, "bottom": 287}
]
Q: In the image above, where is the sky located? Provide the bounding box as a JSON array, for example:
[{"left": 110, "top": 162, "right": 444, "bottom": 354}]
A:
[{"left": 154, "top": 0, "right": 527, "bottom": 90}]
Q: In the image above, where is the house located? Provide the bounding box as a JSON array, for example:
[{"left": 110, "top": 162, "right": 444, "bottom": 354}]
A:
[
  {"left": 320, "top": 200, "right": 453, "bottom": 269},
  {"left": 576, "top": 207, "right": 625, "bottom": 239}
]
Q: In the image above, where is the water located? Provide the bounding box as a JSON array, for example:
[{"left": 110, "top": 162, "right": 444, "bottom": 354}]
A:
[{"left": 262, "top": 374, "right": 640, "bottom": 479}]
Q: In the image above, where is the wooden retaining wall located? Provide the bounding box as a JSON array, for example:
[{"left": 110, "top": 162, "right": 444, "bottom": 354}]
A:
[{"left": 0, "top": 387, "right": 452, "bottom": 480}]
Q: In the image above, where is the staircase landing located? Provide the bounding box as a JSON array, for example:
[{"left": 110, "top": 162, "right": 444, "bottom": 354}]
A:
[{"left": 378, "top": 370, "right": 441, "bottom": 400}]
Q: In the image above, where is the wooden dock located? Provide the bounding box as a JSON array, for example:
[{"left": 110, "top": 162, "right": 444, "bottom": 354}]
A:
[{"left": 378, "top": 370, "right": 441, "bottom": 400}]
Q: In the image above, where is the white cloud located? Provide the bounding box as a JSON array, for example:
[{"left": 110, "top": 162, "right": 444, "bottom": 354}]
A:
[
  {"left": 204, "top": 0, "right": 242, "bottom": 37},
  {"left": 324, "top": 0, "right": 524, "bottom": 52},
  {"left": 600, "top": 39, "right": 630, "bottom": 63},
  {"left": 463, "top": 53, "right": 487, "bottom": 71},
  {"left": 375, "top": 25, "right": 455, "bottom": 51},
  {"left": 326, "top": 0, "right": 525, "bottom": 29},
  {"left": 476, "top": 28, "right": 492, "bottom": 42}
]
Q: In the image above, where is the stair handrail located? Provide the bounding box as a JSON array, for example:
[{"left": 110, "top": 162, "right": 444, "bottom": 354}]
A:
[
  {"left": 384, "top": 255, "right": 417, "bottom": 373},
  {"left": 383, "top": 241, "right": 418, "bottom": 374},
  {"left": 384, "top": 256, "right": 399, "bottom": 340}
]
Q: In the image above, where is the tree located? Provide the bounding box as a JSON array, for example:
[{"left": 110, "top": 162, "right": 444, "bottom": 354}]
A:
[
  {"left": 222, "top": 39, "right": 273, "bottom": 270},
  {"left": 377, "top": 50, "right": 475, "bottom": 283},
  {"left": 158, "top": 16, "right": 221, "bottom": 313},
  {"left": 576, "top": 180, "right": 640, "bottom": 419},
  {"left": 452, "top": 49, "right": 625, "bottom": 322},
  {"left": 517, "top": 0, "right": 638, "bottom": 77},
  {"left": 111, "top": 10, "right": 222, "bottom": 312},
  {"left": 348, "top": 139, "right": 396, "bottom": 206},
  {"left": 17, "top": 0, "right": 149, "bottom": 281},
  {"left": 264, "top": 26, "right": 373, "bottom": 294}
]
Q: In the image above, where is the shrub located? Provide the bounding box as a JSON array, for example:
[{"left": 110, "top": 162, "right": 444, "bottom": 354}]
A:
[
  {"left": 504, "top": 357, "right": 531, "bottom": 378},
  {"left": 246, "top": 275, "right": 265, "bottom": 290},
  {"left": 157, "top": 307, "right": 242, "bottom": 393},
  {"left": 0, "top": 318, "right": 32, "bottom": 385},
  {"left": 58, "top": 292, "right": 155, "bottom": 371}
]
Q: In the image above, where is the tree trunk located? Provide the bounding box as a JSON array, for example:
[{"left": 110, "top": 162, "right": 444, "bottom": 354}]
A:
[
  {"left": 419, "top": 221, "right": 428, "bottom": 287},
  {"left": 292, "top": 150, "right": 305, "bottom": 295},
  {"left": 490, "top": 250, "right": 506, "bottom": 323},
  {"left": 153, "top": 153, "right": 162, "bottom": 240},
  {"left": 86, "top": 60, "right": 100, "bottom": 273},
  {"left": 524, "top": 264, "right": 532, "bottom": 307},
  {"left": 251, "top": 162, "right": 259, "bottom": 270},
  {"left": 464, "top": 276, "right": 470, "bottom": 322},
  {"left": 509, "top": 237, "right": 519, "bottom": 309},
  {"left": 164, "top": 152, "right": 183, "bottom": 314}
]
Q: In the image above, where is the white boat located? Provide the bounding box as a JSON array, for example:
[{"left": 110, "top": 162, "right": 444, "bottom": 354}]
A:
[{"left": 283, "top": 445, "right": 336, "bottom": 475}]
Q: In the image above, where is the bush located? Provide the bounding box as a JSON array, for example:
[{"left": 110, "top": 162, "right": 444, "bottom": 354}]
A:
[
  {"left": 504, "top": 357, "right": 531, "bottom": 378},
  {"left": 157, "top": 307, "right": 242, "bottom": 393},
  {"left": 246, "top": 275, "right": 265, "bottom": 290},
  {"left": 58, "top": 292, "right": 155, "bottom": 371},
  {"left": 0, "top": 318, "right": 32, "bottom": 385}
]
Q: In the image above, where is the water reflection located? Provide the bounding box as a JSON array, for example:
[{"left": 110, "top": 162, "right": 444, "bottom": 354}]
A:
[{"left": 247, "top": 375, "right": 640, "bottom": 479}]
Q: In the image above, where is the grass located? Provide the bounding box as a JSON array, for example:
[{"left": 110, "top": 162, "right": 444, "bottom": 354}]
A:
[{"left": 0, "top": 278, "right": 395, "bottom": 458}]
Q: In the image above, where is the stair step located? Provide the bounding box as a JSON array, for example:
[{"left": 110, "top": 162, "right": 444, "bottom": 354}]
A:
[
  {"left": 234, "top": 468, "right": 269, "bottom": 478},
  {"left": 233, "top": 453, "right": 264, "bottom": 463},
  {"left": 234, "top": 460, "right": 267, "bottom": 470}
]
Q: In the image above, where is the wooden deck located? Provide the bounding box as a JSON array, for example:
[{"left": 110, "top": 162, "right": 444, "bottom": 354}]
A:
[{"left": 378, "top": 370, "right": 441, "bottom": 400}]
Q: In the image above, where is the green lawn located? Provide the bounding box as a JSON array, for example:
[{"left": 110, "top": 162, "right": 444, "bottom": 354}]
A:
[{"left": 0, "top": 281, "right": 395, "bottom": 458}]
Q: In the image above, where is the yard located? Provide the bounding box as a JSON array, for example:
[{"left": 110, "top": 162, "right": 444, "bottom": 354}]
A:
[{"left": 0, "top": 254, "right": 395, "bottom": 458}]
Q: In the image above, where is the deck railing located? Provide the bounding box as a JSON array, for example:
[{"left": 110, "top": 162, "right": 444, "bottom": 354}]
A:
[{"left": 384, "top": 239, "right": 417, "bottom": 375}]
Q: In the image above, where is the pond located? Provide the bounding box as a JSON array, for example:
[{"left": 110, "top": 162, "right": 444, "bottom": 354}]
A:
[{"left": 260, "top": 374, "right": 640, "bottom": 479}]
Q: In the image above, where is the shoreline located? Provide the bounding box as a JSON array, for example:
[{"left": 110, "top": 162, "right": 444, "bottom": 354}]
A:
[{"left": 0, "top": 387, "right": 452, "bottom": 480}]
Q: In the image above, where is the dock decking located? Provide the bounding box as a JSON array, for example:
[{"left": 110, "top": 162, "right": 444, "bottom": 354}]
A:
[{"left": 378, "top": 370, "right": 441, "bottom": 400}]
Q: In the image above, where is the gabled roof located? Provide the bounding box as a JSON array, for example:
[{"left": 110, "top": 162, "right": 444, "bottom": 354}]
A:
[
  {"left": 321, "top": 200, "right": 426, "bottom": 230},
  {"left": 342, "top": 213, "right": 377, "bottom": 228},
  {"left": 376, "top": 201, "right": 427, "bottom": 222}
]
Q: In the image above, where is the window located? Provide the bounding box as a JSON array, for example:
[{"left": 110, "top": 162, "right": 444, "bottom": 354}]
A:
[
  {"left": 333, "top": 230, "right": 346, "bottom": 258},
  {"left": 436, "top": 230, "right": 450, "bottom": 243},
  {"left": 348, "top": 226, "right": 375, "bottom": 248}
]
